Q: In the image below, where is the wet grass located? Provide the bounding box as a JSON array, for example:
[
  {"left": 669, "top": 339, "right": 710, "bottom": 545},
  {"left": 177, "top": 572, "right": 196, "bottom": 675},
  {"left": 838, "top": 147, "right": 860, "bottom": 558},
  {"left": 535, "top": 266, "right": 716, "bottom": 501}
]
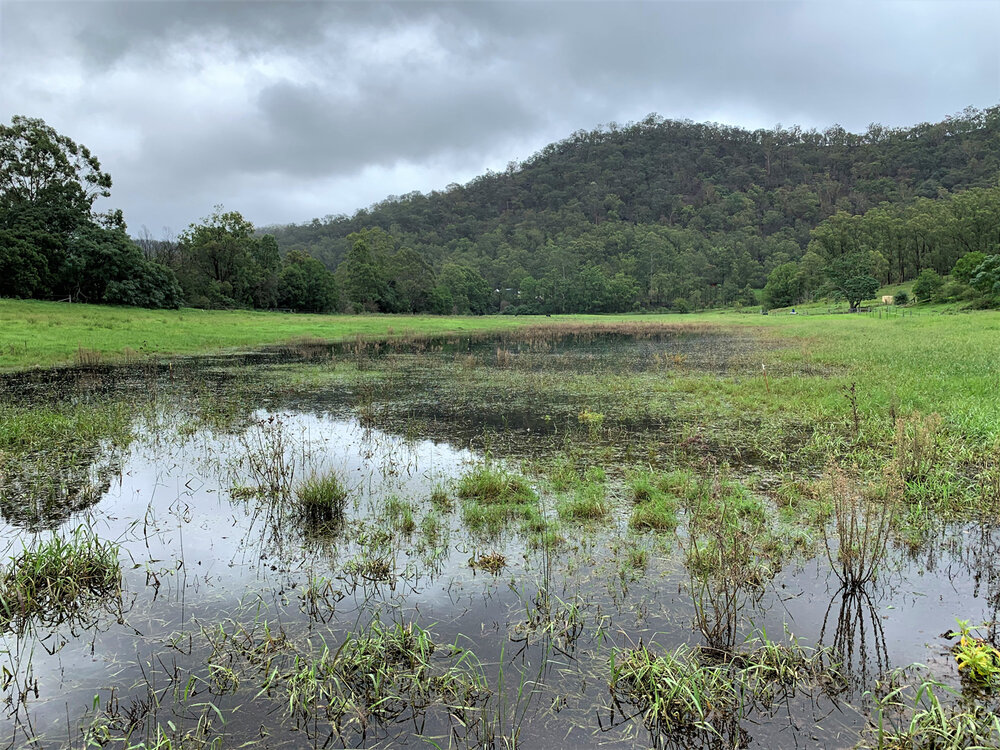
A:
[
  {"left": 458, "top": 464, "right": 542, "bottom": 537},
  {"left": 628, "top": 470, "right": 688, "bottom": 531},
  {"left": 296, "top": 471, "right": 348, "bottom": 526},
  {"left": 610, "top": 633, "right": 836, "bottom": 743},
  {"left": 0, "top": 525, "right": 121, "bottom": 632},
  {"left": 555, "top": 467, "right": 609, "bottom": 522},
  {"left": 863, "top": 678, "right": 1000, "bottom": 749}
]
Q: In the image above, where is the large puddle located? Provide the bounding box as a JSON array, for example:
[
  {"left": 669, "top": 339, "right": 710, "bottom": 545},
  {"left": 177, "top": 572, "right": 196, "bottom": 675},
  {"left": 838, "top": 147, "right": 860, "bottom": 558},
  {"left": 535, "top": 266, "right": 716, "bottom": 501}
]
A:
[{"left": 0, "top": 329, "right": 996, "bottom": 748}]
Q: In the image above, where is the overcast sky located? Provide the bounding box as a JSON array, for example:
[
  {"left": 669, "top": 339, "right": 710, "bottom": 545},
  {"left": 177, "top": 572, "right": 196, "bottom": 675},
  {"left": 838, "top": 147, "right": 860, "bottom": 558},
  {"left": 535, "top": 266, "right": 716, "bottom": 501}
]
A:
[{"left": 1, "top": 1, "right": 998, "bottom": 235}]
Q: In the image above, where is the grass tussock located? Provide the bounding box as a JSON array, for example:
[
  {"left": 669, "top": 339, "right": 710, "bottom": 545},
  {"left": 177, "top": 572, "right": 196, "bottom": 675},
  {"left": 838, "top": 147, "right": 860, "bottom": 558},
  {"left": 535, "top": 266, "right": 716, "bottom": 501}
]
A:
[
  {"left": 611, "top": 634, "right": 835, "bottom": 742},
  {"left": 628, "top": 469, "right": 698, "bottom": 532},
  {"left": 556, "top": 467, "right": 608, "bottom": 522},
  {"left": 283, "top": 619, "right": 487, "bottom": 730},
  {"left": 861, "top": 678, "right": 1000, "bottom": 750},
  {"left": 458, "top": 465, "right": 541, "bottom": 536},
  {"left": 0, "top": 525, "right": 121, "bottom": 631},
  {"left": 457, "top": 465, "right": 537, "bottom": 505},
  {"left": 296, "top": 471, "right": 348, "bottom": 526}
]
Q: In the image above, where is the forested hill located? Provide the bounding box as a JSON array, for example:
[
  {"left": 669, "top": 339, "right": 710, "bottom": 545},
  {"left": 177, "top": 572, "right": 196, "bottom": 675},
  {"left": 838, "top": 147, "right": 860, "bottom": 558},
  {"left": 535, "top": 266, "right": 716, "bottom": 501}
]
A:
[{"left": 267, "top": 107, "right": 1000, "bottom": 313}]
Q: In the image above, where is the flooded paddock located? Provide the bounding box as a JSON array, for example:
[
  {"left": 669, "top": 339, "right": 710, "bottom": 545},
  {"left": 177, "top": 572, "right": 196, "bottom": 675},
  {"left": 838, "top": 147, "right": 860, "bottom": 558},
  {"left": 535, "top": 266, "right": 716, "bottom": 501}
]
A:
[{"left": 0, "top": 327, "right": 997, "bottom": 748}]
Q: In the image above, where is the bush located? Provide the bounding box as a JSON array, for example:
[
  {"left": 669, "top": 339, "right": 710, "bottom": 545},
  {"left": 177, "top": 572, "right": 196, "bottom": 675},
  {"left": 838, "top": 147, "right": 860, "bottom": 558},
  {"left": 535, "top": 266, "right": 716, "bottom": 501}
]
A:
[
  {"left": 893, "top": 290, "right": 909, "bottom": 305},
  {"left": 913, "top": 269, "right": 944, "bottom": 303}
]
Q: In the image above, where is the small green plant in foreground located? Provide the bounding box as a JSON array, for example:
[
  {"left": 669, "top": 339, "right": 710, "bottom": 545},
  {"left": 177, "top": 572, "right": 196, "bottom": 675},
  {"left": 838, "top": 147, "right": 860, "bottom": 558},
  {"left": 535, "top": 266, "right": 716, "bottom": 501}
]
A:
[
  {"left": 952, "top": 619, "right": 1000, "bottom": 687},
  {"left": 0, "top": 525, "right": 121, "bottom": 631},
  {"left": 862, "top": 677, "right": 1000, "bottom": 749}
]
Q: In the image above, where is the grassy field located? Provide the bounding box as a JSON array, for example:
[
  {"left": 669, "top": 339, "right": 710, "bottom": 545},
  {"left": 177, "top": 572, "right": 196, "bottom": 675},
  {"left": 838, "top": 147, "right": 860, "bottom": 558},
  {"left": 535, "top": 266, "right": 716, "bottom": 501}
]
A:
[{"left": 3, "top": 297, "right": 999, "bottom": 439}]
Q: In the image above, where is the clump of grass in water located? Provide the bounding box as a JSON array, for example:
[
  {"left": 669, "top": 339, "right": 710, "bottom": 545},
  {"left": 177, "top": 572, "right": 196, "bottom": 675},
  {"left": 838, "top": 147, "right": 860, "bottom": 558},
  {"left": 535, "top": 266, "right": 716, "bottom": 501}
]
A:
[
  {"left": 610, "top": 642, "right": 739, "bottom": 739},
  {"left": 429, "top": 484, "right": 453, "bottom": 512},
  {"left": 861, "top": 676, "right": 1000, "bottom": 749},
  {"left": 556, "top": 466, "right": 608, "bottom": 522},
  {"left": 458, "top": 465, "right": 536, "bottom": 505},
  {"left": 284, "top": 618, "right": 487, "bottom": 731},
  {"left": 627, "top": 468, "right": 696, "bottom": 532},
  {"left": 296, "top": 471, "right": 348, "bottom": 527},
  {"left": 458, "top": 464, "right": 541, "bottom": 536},
  {"left": 0, "top": 525, "right": 121, "bottom": 632},
  {"left": 611, "top": 634, "right": 836, "bottom": 742}
]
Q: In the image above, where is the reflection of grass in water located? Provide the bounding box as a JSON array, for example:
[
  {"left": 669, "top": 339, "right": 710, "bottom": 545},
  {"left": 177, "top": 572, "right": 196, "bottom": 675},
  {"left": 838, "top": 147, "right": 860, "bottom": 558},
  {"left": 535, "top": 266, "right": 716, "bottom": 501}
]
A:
[
  {"left": 0, "top": 400, "right": 134, "bottom": 528},
  {"left": 0, "top": 525, "right": 121, "bottom": 632},
  {"left": 383, "top": 495, "right": 417, "bottom": 534}
]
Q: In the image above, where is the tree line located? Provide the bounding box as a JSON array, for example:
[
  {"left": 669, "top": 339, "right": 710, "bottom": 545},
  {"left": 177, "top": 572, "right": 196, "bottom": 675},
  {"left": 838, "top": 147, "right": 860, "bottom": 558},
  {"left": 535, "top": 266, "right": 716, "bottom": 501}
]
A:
[
  {"left": 2, "top": 108, "right": 999, "bottom": 314},
  {"left": 267, "top": 106, "right": 1000, "bottom": 314}
]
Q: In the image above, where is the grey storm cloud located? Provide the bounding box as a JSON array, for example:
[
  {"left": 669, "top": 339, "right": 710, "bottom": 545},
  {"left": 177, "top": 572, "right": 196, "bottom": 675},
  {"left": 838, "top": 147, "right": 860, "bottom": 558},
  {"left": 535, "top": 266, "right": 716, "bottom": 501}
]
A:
[{"left": 1, "top": 0, "right": 998, "bottom": 233}]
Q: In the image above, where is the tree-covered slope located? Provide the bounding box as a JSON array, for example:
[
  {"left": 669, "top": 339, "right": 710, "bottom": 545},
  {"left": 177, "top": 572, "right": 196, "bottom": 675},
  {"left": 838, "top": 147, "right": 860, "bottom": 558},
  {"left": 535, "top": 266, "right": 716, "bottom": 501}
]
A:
[{"left": 268, "top": 106, "right": 1000, "bottom": 312}]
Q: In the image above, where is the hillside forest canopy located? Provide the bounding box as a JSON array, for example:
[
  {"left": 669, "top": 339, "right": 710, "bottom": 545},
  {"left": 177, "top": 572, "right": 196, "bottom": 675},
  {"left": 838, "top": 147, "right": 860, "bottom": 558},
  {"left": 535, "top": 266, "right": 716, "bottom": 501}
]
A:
[{"left": 2, "top": 107, "right": 999, "bottom": 313}]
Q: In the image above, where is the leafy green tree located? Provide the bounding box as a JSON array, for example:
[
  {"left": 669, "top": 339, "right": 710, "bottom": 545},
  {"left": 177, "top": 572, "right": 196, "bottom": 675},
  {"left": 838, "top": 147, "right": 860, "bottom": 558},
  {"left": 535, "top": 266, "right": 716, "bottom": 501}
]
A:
[
  {"left": 0, "top": 116, "right": 182, "bottom": 308},
  {"left": 0, "top": 116, "right": 113, "bottom": 298},
  {"left": 839, "top": 275, "right": 880, "bottom": 310},
  {"left": 913, "top": 268, "right": 944, "bottom": 303},
  {"left": 241, "top": 234, "right": 282, "bottom": 309},
  {"left": 763, "top": 262, "right": 802, "bottom": 309},
  {"left": 824, "top": 252, "right": 881, "bottom": 310},
  {"left": 177, "top": 208, "right": 260, "bottom": 307},
  {"left": 61, "top": 223, "right": 182, "bottom": 308},
  {"left": 277, "top": 250, "right": 338, "bottom": 312},
  {"left": 970, "top": 255, "right": 1000, "bottom": 301},
  {"left": 387, "top": 247, "right": 436, "bottom": 312},
  {"left": 0, "top": 115, "right": 111, "bottom": 221},
  {"left": 952, "top": 251, "right": 987, "bottom": 284},
  {"left": 438, "top": 263, "right": 491, "bottom": 314},
  {"left": 340, "top": 230, "right": 389, "bottom": 311}
]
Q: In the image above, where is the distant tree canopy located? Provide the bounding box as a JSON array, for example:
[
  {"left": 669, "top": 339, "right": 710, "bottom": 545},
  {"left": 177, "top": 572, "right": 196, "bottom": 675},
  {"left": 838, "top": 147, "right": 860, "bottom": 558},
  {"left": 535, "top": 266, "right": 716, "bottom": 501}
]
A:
[
  {"left": 172, "top": 208, "right": 339, "bottom": 313},
  {"left": 5, "top": 108, "right": 1000, "bottom": 315},
  {"left": 0, "top": 116, "right": 181, "bottom": 308},
  {"left": 267, "top": 106, "right": 1000, "bottom": 313}
]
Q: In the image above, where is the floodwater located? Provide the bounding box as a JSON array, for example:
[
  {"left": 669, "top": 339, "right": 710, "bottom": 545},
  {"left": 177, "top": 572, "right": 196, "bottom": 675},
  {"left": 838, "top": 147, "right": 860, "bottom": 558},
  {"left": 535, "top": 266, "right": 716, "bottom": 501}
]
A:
[{"left": 0, "top": 330, "right": 995, "bottom": 749}]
